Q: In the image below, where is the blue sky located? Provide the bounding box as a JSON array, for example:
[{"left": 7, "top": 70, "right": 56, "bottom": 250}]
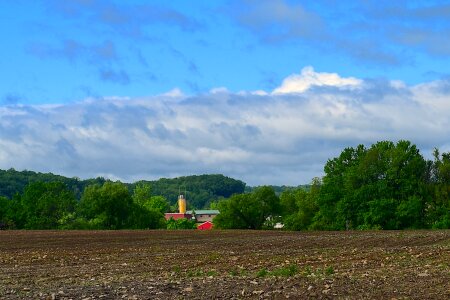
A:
[{"left": 1, "top": 0, "right": 450, "bottom": 185}]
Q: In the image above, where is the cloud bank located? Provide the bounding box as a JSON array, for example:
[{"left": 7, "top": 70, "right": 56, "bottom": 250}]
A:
[{"left": 1, "top": 67, "right": 450, "bottom": 185}]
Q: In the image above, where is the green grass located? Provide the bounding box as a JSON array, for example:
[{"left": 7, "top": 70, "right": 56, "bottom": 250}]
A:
[
  {"left": 325, "top": 265, "right": 334, "bottom": 275},
  {"left": 255, "top": 264, "right": 299, "bottom": 278},
  {"left": 256, "top": 268, "right": 269, "bottom": 278},
  {"left": 271, "top": 264, "right": 299, "bottom": 277}
]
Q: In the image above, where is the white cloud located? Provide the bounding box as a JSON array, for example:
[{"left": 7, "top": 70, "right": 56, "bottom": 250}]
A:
[
  {"left": 161, "top": 88, "right": 185, "bottom": 98},
  {"left": 1, "top": 70, "right": 450, "bottom": 185},
  {"left": 272, "top": 66, "right": 363, "bottom": 94},
  {"left": 209, "top": 87, "right": 229, "bottom": 94}
]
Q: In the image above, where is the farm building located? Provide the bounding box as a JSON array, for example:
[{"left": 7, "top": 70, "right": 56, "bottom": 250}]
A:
[
  {"left": 164, "top": 195, "right": 219, "bottom": 229},
  {"left": 186, "top": 210, "right": 220, "bottom": 223},
  {"left": 164, "top": 195, "right": 194, "bottom": 220},
  {"left": 197, "top": 221, "right": 213, "bottom": 230},
  {"left": 164, "top": 212, "right": 193, "bottom": 221}
]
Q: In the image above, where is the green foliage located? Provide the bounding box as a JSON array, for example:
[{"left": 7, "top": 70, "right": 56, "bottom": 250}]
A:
[
  {"left": 256, "top": 268, "right": 268, "bottom": 278},
  {"left": 426, "top": 149, "right": 450, "bottom": 228},
  {"left": 144, "top": 196, "right": 170, "bottom": 214},
  {"left": 281, "top": 178, "right": 320, "bottom": 230},
  {"left": 255, "top": 264, "right": 299, "bottom": 278},
  {"left": 1, "top": 140, "right": 448, "bottom": 231},
  {"left": 129, "top": 203, "right": 166, "bottom": 229},
  {"left": 130, "top": 183, "right": 168, "bottom": 228},
  {"left": 311, "top": 140, "right": 430, "bottom": 230},
  {"left": 0, "top": 196, "right": 16, "bottom": 229},
  {"left": 214, "top": 186, "right": 280, "bottom": 229},
  {"left": 136, "top": 174, "right": 245, "bottom": 209},
  {"left": 270, "top": 264, "right": 299, "bottom": 277},
  {"left": 19, "top": 182, "right": 76, "bottom": 229},
  {"left": 325, "top": 265, "right": 334, "bottom": 275},
  {"left": 0, "top": 168, "right": 105, "bottom": 200},
  {"left": 78, "top": 182, "right": 133, "bottom": 229},
  {"left": 0, "top": 170, "right": 244, "bottom": 210},
  {"left": 132, "top": 183, "right": 152, "bottom": 207},
  {"left": 166, "top": 217, "right": 197, "bottom": 229}
]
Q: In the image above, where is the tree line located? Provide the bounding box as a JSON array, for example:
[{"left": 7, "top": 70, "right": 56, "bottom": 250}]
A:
[
  {"left": 214, "top": 141, "right": 449, "bottom": 230},
  {"left": 1, "top": 140, "right": 449, "bottom": 230},
  {"left": 0, "top": 171, "right": 244, "bottom": 212},
  {"left": 0, "top": 181, "right": 165, "bottom": 229}
]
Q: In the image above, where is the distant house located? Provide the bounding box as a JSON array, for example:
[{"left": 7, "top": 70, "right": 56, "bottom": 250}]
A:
[
  {"left": 197, "top": 221, "right": 213, "bottom": 230},
  {"left": 164, "top": 212, "right": 193, "bottom": 221},
  {"left": 163, "top": 195, "right": 219, "bottom": 230},
  {"left": 187, "top": 210, "right": 220, "bottom": 223}
]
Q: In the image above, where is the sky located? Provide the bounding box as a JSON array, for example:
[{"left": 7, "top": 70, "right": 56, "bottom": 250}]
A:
[{"left": 1, "top": 0, "right": 450, "bottom": 185}]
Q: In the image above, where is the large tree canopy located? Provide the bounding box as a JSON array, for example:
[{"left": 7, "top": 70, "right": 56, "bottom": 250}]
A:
[
  {"left": 310, "top": 141, "right": 430, "bottom": 230},
  {"left": 19, "top": 182, "right": 76, "bottom": 229},
  {"left": 214, "top": 186, "right": 280, "bottom": 229},
  {"left": 78, "top": 182, "right": 133, "bottom": 229}
]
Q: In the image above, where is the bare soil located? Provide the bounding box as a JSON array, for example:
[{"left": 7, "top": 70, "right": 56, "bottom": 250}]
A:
[{"left": 0, "top": 230, "right": 449, "bottom": 299}]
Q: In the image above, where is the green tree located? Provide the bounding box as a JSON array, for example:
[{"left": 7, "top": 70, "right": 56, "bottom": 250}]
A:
[
  {"left": 0, "top": 196, "right": 16, "bottom": 229},
  {"left": 281, "top": 178, "right": 320, "bottom": 230},
  {"left": 426, "top": 149, "right": 450, "bottom": 228},
  {"left": 130, "top": 183, "right": 167, "bottom": 228},
  {"left": 78, "top": 182, "right": 132, "bottom": 229},
  {"left": 214, "top": 186, "right": 280, "bottom": 229},
  {"left": 314, "top": 141, "right": 427, "bottom": 230},
  {"left": 132, "top": 183, "right": 152, "bottom": 207},
  {"left": 19, "top": 182, "right": 76, "bottom": 229},
  {"left": 144, "top": 196, "right": 170, "bottom": 214}
]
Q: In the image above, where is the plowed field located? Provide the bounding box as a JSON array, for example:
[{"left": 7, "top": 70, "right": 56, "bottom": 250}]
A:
[{"left": 1, "top": 230, "right": 449, "bottom": 299}]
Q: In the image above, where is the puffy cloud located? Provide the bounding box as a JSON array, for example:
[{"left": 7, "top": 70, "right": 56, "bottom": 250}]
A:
[
  {"left": 272, "top": 66, "right": 363, "bottom": 94},
  {"left": 1, "top": 71, "right": 450, "bottom": 185}
]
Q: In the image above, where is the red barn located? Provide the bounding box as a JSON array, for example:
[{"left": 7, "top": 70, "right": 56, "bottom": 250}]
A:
[
  {"left": 164, "top": 213, "right": 193, "bottom": 221},
  {"left": 197, "top": 221, "right": 213, "bottom": 230}
]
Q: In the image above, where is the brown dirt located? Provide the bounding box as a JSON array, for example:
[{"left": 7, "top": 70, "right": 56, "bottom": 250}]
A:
[{"left": 0, "top": 230, "right": 449, "bottom": 299}]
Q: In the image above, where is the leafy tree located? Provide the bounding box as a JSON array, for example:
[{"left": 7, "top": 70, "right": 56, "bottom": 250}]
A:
[
  {"left": 0, "top": 196, "right": 16, "bottom": 229},
  {"left": 144, "top": 196, "right": 170, "bottom": 214},
  {"left": 312, "top": 145, "right": 366, "bottom": 230},
  {"left": 130, "top": 183, "right": 167, "bottom": 228},
  {"left": 78, "top": 182, "right": 132, "bottom": 229},
  {"left": 281, "top": 178, "right": 320, "bottom": 230},
  {"left": 132, "top": 183, "right": 152, "bottom": 207},
  {"left": 426, "top": 149, "right": 450, "bottom": 228},
  {"left": 19, "top": 182, "right": 76, "bottom": 229},
  {"left": 313, "top": 141, "right": 428, "bottom": 230},
  {"left": 214, "top": 186, "right": 280, "bottom": 229},
  {"left": 129, "top": 203, "right": 166, "bottom": 229}
]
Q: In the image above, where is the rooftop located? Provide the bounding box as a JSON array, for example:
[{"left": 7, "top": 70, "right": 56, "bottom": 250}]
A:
[{"left": 186, "top": 210, "right": 220, "bottom": 215}]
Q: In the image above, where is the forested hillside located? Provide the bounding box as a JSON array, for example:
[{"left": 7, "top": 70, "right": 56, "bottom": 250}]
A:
[
  {"left": 135, "top": 174, "right": 246, "bottom": 209},
  {"left": 0, "top": 171, "right": 245, "bottom": 230},
  {"left": 0, "top": 169, "right": 245, "bottom": 208},
  {"left": 0, "top": 169, "right": 106, "bottom": 200}
]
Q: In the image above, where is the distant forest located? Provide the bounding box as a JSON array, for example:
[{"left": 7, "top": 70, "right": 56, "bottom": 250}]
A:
[
  {"left": 0, "top": 171, "right": 246, "bottom": 230},
  {"left": 1, "top": 140, "right": 449, "bottom": 230},
  {"left": 0, "top": 170, "right": 246, "bottom": 209}
]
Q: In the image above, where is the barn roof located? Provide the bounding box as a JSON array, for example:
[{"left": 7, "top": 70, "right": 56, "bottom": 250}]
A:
[{"left": 186, "top": 210, "right": 220, "bottom": 215}]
